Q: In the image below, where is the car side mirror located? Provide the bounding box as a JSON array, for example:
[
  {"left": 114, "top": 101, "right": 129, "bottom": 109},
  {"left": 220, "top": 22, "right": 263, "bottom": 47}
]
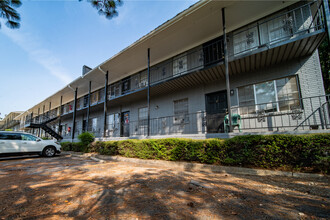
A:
[{"left": 36, "top": 139, "right": 41, "bottom": 142}]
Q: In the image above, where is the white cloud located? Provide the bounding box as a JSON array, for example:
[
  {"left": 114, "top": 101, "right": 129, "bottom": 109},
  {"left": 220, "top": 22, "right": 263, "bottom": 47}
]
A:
[{"left": 2, "top": 27, "right": 73, "bottom": 84}]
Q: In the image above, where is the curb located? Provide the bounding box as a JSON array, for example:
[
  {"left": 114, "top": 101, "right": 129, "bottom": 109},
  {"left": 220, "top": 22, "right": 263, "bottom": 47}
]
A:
[{"left": 63, "top": 151, "right": 327, "bottom": 179}]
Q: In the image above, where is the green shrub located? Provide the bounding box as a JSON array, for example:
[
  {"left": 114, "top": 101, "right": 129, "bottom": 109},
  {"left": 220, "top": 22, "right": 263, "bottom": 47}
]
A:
[
  {"left": 61, "top": 142, "right": 88, "bottom": 152},
  {"left": 62, "top": 134, "right": 330, "bottom": 174},
  {"left": 78, "top": 132, "right": 95, "bottom": 147},
  {"left": 61, "top": 142, "right": 72, "bottom": 151}
]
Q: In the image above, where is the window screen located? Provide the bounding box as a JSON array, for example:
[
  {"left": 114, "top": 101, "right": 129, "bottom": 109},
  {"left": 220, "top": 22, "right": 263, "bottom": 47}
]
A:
[
  {"left": 276, "top": 77, "right": 300, "bottom": 111},
  {"left": 238, "top": 76, "right": 300, "bottom": 115},
  {"left": 174, "top": 98, "right": 189, "bottom": 124},
  {"left": 138, "top": 107, "right": 148, "bottom": 126},
  {"left": 238, "top": 85, "right": 255, "bottom": 114}
]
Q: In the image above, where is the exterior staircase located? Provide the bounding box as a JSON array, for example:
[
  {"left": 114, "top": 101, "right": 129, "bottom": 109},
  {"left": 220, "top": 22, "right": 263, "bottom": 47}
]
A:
[
  {"left": 26, "top": 116, "right": 63, "bottom": 140},
  {"left": 294, "top": 101, "right": 330, "bottom": 130}
]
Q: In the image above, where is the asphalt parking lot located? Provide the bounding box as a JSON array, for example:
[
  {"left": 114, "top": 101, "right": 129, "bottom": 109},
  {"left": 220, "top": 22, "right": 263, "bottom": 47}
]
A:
[{"left": 0, "top": 154, "right": 329, "bottom": 219}]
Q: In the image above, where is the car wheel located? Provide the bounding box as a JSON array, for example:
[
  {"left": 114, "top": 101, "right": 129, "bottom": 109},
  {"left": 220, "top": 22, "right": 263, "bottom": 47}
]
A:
[{"left": 43, "top": 146, "right": 56, "bottom": 157}]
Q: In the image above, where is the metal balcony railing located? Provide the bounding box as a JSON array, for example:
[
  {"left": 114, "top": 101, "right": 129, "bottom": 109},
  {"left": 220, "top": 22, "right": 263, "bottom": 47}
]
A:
[
  {"left": 24, "top": 110, "right": 59, "bottom": 127},
  {"left": 230, "top": 94, "right": 330, "bottom": 131},
  {"left": 97, "top": 95, "right": 328, "bottom": 137},
  {"left": 231, "top": 0, "right": 325, "bottom": 56},
  {"left": 56, "top": 95, "right": 329, "bottom": 139}
]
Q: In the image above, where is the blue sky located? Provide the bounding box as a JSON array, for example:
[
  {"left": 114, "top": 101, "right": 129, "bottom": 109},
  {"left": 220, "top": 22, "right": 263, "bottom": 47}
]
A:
[{"left": 0, "top": 0, "right": 198, "bottom": 117}]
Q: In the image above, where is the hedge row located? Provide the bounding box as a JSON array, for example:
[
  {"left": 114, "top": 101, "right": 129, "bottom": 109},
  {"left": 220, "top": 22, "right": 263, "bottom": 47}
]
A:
[{"left": 61, "top": 134, "right": 330, "bottom": 173}]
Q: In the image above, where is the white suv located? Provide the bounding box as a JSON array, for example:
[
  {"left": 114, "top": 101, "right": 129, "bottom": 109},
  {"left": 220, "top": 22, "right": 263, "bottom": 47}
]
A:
[{"left": 0, "top": 131, "right": 61, "bottom": 157}]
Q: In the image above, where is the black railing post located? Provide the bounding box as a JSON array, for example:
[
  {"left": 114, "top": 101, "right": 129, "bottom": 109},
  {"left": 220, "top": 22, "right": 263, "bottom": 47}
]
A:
[
  {"left": 222, "top": 8, "right": 232, "bottom": 132},
  {"left": 58, "top": 96, "right": 62, "bottom": 136},
  {"left": 103, "top": 71, "right": 109, "bottom": 138},
  {"left": 147, "top": 48, "right": 151, "bottom": 136},
  {"left": 72, "top": 87, "right": 78, "bottom": 140},
  {"left": 86, "top": 81, "right": 91, "bottom": 133},
  {"left": 319, "top": 107, "right": 325, "bottom": 129}
]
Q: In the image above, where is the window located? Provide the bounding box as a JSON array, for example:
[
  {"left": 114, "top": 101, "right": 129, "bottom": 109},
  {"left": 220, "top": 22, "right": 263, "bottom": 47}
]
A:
[
  {"left": 83, "top": 95, "right": 88, "bottom": 107},
  {"left": 99, "top": 89, "right": 105, "bottom": 102},
  {"left": 121, "top": 78, "right": 131, "bottom": 94},
  {"left": 233, "top": 26, "right": 259, "bottom": 55},
  {"left": 255, "top": 81, "right": 277, "bottom": 112},
  {"left": 0, "top": 133, "right": 6, "bottom": 140},
  {"left": 21, "top": 134, "right": 37, "bottom": 141},
  {"left": 173, "top": 54, "right": 187, "bottom": 76},
  {"left": 238, "top": 85, "right": 255, "bottom": 115},
  {"left": 259, "top": 12, "right": 295, "bottom": 44},
  {"left": 276, "top": 77, "right": 300, "bottom": 111},
  {"left": 76, "top": 98, "right": 82, "bottom": 110},
  {"left": 91, "top": 92, "right": 98, "bottom": 105},
  {"left": 203, "top": 37, "right": 224, "bottom": 66},
  {"left": 92, "top": 118, "right": 98, "bottom": 132},
  {"left": 140, "top": 71, "right": 147, "bottom": 88},
  {"left": 174, "top": 98, "right": 189, "bottom": 124},
  {"left": 107, "top": 114, "right": 115, "bottom": 130},
  {"left": 238, "top": 76, "right": 300, "bottom": 115},
  {"left": 0, "top": 133, "right": 21, "bottom": 140},
  {"left": 110, "top": 83, "right": 120, "bottom": 98},
  {"left": 138, "top": 107, "right": 148, "bottom": 127}
]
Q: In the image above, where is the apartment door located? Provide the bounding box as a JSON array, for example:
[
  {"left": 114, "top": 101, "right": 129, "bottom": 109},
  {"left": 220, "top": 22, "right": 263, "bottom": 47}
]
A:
[
  {"left": 82, "top": 120, "right": 87, "bottom": 132},
  {"left": 205, "top": 90, "right": 228, "bottom": 133},
  {"left": 121, "top": 111, "right": 130, "bottom": 137}
]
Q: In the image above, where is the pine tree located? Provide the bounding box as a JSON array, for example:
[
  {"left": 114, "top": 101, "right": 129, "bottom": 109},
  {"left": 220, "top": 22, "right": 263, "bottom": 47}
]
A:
[{"left": 0, "top": 0, "right": 21, "bottom": 29}]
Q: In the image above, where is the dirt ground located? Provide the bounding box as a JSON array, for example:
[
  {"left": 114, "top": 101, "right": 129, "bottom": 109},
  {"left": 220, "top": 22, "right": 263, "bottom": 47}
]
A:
[{"left": 0, "top": 154, "right": 329, "bottom": 220}]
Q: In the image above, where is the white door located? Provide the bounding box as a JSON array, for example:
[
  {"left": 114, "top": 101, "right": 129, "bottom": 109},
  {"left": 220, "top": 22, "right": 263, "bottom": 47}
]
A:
[{"left": 20, "top": 134, "right": 43, "bottom": 152}]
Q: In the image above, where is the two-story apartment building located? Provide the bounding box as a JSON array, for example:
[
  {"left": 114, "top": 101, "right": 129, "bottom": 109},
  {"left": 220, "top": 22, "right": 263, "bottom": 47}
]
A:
[
  {"left": 0, "top": 111, "right": 24, "bottom": 131},
  {"left": 16, "top": 0, "right": 329, "bottom": 140}
]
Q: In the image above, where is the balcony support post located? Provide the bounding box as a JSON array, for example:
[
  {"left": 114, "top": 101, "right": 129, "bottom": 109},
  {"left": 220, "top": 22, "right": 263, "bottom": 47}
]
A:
[
  {"left": 72, "top": 87, "right": 78, "bottom": 141},
  {"left": 58, "top": 96, "right": 62, "bottom": 136},
  {"left": 323, "top": 0, "right": 330, "bottom": 41},
  {"left": 222, "top": 7, "right": 232, "bottom": 132},
  {"left": 147, "top": 48, "right": 151, "bottom": 136},
  {"left": 103, "top": 72, "right": 108, "bottom": 138},
  {"left": 86, "top": 81, "right": 91, "bottom": 133}
]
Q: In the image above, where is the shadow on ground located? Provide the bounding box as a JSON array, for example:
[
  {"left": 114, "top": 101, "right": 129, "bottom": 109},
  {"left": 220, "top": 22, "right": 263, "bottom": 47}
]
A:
[{"left": 0, "top": 155, "right": 329, "bottom": 219}]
